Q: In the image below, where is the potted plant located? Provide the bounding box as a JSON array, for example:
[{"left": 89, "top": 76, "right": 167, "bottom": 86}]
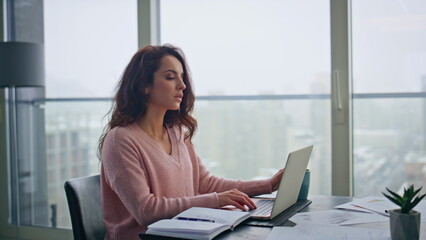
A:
[{"left": 382, "top": 184, "right": 426, "bottom": 240}]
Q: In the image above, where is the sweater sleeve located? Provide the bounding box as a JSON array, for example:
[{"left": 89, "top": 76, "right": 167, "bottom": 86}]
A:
[{"left": 102, "top": 130, "right": 220, "bottom": 227}]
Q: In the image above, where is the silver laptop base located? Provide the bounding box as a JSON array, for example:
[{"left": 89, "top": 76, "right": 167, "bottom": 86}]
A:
[{"left": 243, "top": 199, "right": 312, "bottom": 227}]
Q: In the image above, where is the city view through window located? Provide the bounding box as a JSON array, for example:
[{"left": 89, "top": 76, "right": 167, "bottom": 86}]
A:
[
  {"left": 352, "top": 0, "right": 426, "bottom": 196},
  {"left": 8, "top": 0, "right": 426, "bottom": 230}
]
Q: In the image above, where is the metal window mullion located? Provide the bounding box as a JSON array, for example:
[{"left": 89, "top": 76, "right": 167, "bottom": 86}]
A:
[
  {"left": 0, "top": 3, "right": 20, "bottom": 239},
  {"left": 137, "top": 0, "right": 161, "bottom": 48},
  {"left": 0, "top": 89, "right": 19, "bottom": 239},
  {"left": 330, "top": 0, "right": 353, "bottom": 196},
  {"left": 9, "top": 88, "right": 21, "bottom": 238},
  {"left": 0, "top": 0, "right": 4, "bottom": 40},
  {"left": 5, "top": 0, "right": 14, "bottom": 41}
]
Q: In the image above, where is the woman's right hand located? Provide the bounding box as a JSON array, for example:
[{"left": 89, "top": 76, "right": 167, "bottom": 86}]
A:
[{"left": 217, "top": 189, "right": 257, "bottom": 211}]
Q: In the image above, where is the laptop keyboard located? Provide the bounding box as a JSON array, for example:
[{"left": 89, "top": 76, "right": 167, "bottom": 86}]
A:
[
  {"left": 252, "top": 199, "right": 273, "bottom": 216},
  {"left": 244, "top": 199, "right": 312, "bottom": 227}
]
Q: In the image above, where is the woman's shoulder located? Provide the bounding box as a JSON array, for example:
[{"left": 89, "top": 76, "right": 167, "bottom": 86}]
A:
[{"left": 104, "top": 123, "right": 139, "bottom": 145}]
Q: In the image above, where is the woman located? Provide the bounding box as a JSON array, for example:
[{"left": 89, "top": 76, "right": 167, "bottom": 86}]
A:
[{"left": 99, "top": 44, "right": 284, "bottom": 240}]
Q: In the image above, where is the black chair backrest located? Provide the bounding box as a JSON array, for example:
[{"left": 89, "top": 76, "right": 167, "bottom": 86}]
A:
[{"left": 64, "top": 174, "right": 106, "bottom": 240}]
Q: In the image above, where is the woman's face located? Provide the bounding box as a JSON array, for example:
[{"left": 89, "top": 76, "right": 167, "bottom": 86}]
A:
[{"left": 148, "top": 55, "right": 186, "bottom": 111}]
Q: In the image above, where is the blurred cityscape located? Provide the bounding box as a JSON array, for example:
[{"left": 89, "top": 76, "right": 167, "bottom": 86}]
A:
[
  {"left": 41, "top": 97, "right": 331, "bottom": 228},
  {"left": 4, "top": 0, "right": 424, "bottom": 234},
  {"left": 353, "top": 96, "right": 426, "bottom": 196},
  {"left": 34, "top": 91, "right": 425, "bottom": 228}
]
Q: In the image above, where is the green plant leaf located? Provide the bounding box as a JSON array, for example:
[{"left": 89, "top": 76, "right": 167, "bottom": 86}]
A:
[
  {"left": 404, "top": 185, "right": 414, "bottom": 198},
  {"left": 409, "top": 193, "right": 426, "bottom": 212},
  {"left": 401, "top": 200, "right": 410, "bottom": 213},
  {"left": 413, "top": 186, "right": 423, "bottom": 197},
  {"left": 382, "top": 192, "right": 402, "bottom": 207},
  {"left": 384, "top": 185, "right": 425, "bottom": 213},
  {"left": 385, "top": 187, "right": 403, "bottom": 203}
]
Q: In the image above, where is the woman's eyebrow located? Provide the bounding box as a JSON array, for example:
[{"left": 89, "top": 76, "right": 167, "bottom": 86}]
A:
[{"left": 162, "top": 69, "right": 178, "bottom": 74}]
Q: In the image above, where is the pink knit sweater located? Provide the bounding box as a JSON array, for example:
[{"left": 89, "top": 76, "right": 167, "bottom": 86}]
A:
[{"left": 101, "top": 123, "right": 272, "bottom": 240}]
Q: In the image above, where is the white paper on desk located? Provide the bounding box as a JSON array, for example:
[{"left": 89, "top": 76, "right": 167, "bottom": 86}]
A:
[
  {"left": 352, "top": 197, "right": 395, "bottom": 215},
  {"left": 266, "top": 222, "right": 390, "bottom": 240},
  {"left": 352, "top": 196, "right": 426, "bottom": 220},
  {"left": 335, "top": 200, "right": 373, "bottom": 213},
  {"left": 290, "top": 209, "right": 388, "bottom": 225}
]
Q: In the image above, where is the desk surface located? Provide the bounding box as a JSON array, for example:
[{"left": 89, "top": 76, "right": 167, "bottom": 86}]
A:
[{"left": 141, "top": 195, "right": 425, "bottom": 240}]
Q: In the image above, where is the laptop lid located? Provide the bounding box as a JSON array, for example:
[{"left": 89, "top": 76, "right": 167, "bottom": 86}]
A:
[
  {"left": 270, "top": 145, "right": 313, "bottom": 219},
  {"left": 250, "top": 145, "right": 313, "bottom": 219}
]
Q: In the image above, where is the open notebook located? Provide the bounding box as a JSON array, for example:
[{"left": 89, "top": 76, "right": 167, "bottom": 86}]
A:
[{"left": 145, "top": 207, "right": 251, "bottom": 240}]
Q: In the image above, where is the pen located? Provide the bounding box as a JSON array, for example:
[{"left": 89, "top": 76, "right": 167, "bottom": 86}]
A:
[
  {"left": 352, "top": 204, "right": 389, "bottom": 217},
  {"left": 175, "top": 217, "right": 215, "bottom": 223}
]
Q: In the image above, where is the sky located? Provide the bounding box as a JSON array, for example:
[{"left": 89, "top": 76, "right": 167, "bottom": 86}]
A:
[{"left": 43, "top": 0, "right": 426, "bottom": 98}]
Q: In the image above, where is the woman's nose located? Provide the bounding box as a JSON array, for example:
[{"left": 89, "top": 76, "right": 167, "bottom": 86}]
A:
[{"left": 178, "top": 77, "right": 186, "bottom": 90}]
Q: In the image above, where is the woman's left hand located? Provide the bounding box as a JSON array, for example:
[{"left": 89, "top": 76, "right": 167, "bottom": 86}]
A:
[{"left": 270, "top": 168, "right": 285, "bottom": 191}]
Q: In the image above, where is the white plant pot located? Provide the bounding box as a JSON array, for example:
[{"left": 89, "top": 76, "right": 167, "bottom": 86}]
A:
[{"left": 389, "top": 209, "right": 420, "bottom": 240}]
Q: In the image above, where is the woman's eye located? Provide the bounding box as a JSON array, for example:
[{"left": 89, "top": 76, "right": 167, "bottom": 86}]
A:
[{"left": 166, "top": 76, "right": 175, "bottom": 80}]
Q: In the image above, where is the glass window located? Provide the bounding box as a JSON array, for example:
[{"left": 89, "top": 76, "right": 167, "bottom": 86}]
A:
[
  {"left": 352, "top": 0, "right": 426, "bottom": 196},
  {"left": 60, "top": 133, "right": 67, "bottom": 148},
  {"left": 161, "top": 0, "right": 330, "bottom": 96},
  {"left": 45, "top": 101, "right": 111, "bottom": 228},
  {"left": 161, "top": 0, "right": 332, "bottom": 195},
  {"left": 44, "top": 0, "right": 138, "bottom": 98},
  {"left": 6, "top": 0, "right": 137, "bottom": 230}
]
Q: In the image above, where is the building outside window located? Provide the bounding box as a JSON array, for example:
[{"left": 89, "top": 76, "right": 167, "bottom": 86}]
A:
[
  {"left": 1, "top": 1, "right": 425, "bottom": 239},
  {"left": 352, "top": 0, "right": 426, "bottom": 196},
  {"left": 160, "top": 0, "right": 332, "bottom": 195}
]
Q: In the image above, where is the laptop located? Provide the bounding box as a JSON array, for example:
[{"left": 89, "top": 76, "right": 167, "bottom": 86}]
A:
[{"left": 250, "top": 145, "right": 313, "bottom": 220}]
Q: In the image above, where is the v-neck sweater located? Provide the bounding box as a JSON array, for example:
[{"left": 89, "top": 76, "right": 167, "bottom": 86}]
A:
[{"left": 101, "top": 123, "right": 272, "bottom": 240}]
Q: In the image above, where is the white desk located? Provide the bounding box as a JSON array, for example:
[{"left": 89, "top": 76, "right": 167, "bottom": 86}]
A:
[{"left": 141, "top": 195, "right": 425, "bottom": 240}]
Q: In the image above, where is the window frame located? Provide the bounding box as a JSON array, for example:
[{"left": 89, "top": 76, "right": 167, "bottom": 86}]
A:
[
  {"left": 0, "top": 0, "right": 352, "bottom": 239},
  {"left": 0, "top": 0, "right": 160, "bottom": 239},
  {"left": 330, "top": 0, "right": 352, "bottom": 196}
]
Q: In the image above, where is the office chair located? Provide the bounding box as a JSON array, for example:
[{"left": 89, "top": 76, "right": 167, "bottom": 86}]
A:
[{"left": 64, "top": 174, "right": 106, "bottom": 240}]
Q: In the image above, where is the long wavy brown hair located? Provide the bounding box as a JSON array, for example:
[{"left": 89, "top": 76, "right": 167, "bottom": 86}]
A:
[{"left": 98, "top": 44, "right": 197, "bottom": 160}]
